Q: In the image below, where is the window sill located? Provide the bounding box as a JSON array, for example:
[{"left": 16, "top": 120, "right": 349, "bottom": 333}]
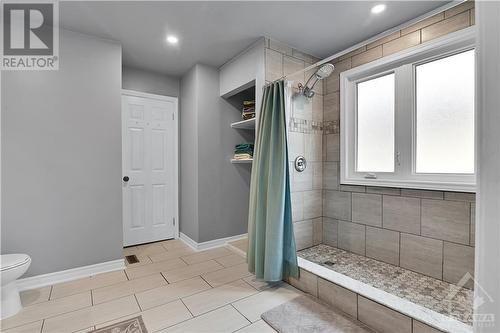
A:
[{"left": 340, "top": 178, "right": 476, "bottom": 193}]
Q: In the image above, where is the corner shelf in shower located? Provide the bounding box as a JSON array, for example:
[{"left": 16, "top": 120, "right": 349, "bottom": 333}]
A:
[
  {"left": 230, "top": 118, "right": 255, "bottom": 129},
  {"left": 230, "top": 158, "right": 253, "bottom": 164}
]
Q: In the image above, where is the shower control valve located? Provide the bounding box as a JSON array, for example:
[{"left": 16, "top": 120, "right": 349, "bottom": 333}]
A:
[{"left": 294, "top": 156, "right": 307, "bottom": 172}]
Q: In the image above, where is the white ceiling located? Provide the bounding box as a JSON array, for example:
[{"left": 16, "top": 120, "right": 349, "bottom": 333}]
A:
[{"left": 60, "top": 1, "right": 449, "bottom": 77}]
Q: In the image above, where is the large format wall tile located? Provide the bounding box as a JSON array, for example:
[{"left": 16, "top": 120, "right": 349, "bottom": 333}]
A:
[
  {"left": 288, "top": 132, "right": 304, "bottom": 161},
  {"left": 284, "top": 55, "right": 305, "bottom": 89},
  {"left": 367, "top": 31, "right": 400, "bottom": 49},
  {"left": 351, "top": 46, "right": 383, "bottom": 67},
  {"left": 291, "top": 191, "right": 303, "bottom": 222},
  {"left": 401, "top": 12, "right": 444, "bottom": 35},
  {"left": 382, "top": 195, "right": 421, "bottom": 234},
  {"left": 400, "top": 189, "right": 443, "bottom": 199},
  {"left": 413, "top": 320, "right": 444, "bottom": 333},
  {"left": 325, "top": 134, "right": 340, "bottom": 162},
  {"left": 305, "top": 134, "right": 322, "bottom": 162},
  {"left": 352, "top": 193, "right": 382, "bottom": 227},
  {"left": 421, "top": 11, "right": 470, "bottom": 42},
  {"left": 358, "top": 296, "right": 412, "bottom": 333},
  {"left": 312, "top": 162, "right": 323, "bottom": 190},
  {"left": 366, "top": 186, "right": 400, "bottom": 196},
  {"left": 323, "top": 92, "right": 339, "bottom": 121},
  {"left": 323, "top": 162, "right": 339, "bottom": 190},
  {"left": 323, "top": 190, "right": 351, "bottom": 220},
  {"left": 312, "top": 94, "right": 323, "bottom": 121},
  {"left": 288, "top": 268, "right": 318, "bottom": 297},
  {"left": 338, "top": 221, "right": 366, "bottom": 255},
  {"left": 291, "top": 165, "right": 313, "bottom": 192},
  {"left": 382, "top": 31, "right": 420, "bottom": 56},
  {"left": 294, "top": 220, "right": 313, "bottom": 250},
  {"left": 312, "top": 217, "right": 323, "bottom": 246},
  {"left": 303, "top": 190, "right": 322, "bottom": 219},
  {"left": 444, "top": 192, "right": 475, "bottom": 202},
  {"left": 421, "top": 199, "right": 470, "bottom": 244},
  {"left": 265, "top": 48, "right": 283, "bottom": 81},
  {"left": 366, "top": 227, "right": 400, "bottom": 265},
  {"left": 318, "top": 278, "right": 357, "bottom": 318},
  {"left": 322, "top": 218, "right": 339, "bottom": 247},
  {"left": 400, "top": 233, "right": 443, "bottom": 279},
  {"left": 443, "top": 242, "right": 475, "bottom": 288}
]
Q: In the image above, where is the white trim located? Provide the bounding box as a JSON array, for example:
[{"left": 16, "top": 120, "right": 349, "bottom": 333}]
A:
[
  {"left": 298, "top": 257, "right": 472, "bottom": 333},
  {"left": 179, "top": 232, "right": 248, "bottom": 251},
  {"left": 121, "top": 89, "right": 180, "bottom": 242},
  {"left": 475, "top": 3, "right": 500, "bottom": 332},
  {"left": 340, "top": 27, "right": 476, "bottom": 192},
  {"left": 16, "top": 259, "right": 125, "bottom": 292}
]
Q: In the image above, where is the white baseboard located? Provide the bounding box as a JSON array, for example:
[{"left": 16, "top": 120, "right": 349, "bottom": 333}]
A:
[
  {"left": 179, "top": 232, "right": 247, "bottom": 251},
  {"left": 16, "top": 259, "right": 125, "bottom": 292}
]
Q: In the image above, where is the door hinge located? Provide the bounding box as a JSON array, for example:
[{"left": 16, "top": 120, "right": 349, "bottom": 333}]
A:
[
  {"left": 173, "top": 218, "right": 176, "bottom": 226},
  {"left": 172, "top": 113, "right": 175, "bottom": 120}
]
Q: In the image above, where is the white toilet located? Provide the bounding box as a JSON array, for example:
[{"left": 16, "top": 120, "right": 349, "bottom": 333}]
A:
[{"left": 1, "top": 254, "right": 31, "bottom": 319}]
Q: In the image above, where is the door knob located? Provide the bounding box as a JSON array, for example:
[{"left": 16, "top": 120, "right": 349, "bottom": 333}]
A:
[{"left": 123, "top": 176, "right": 130, "bottom": 182}]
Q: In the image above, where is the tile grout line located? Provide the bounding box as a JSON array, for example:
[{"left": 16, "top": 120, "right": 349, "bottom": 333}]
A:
[
  {"left": 229, "top": 303, "right": 253, "bottom": 325},
  {"left": 198, "top": 274, "right": 214, "bottom": 288},
  {"left": 179, "top": 298, "right": 195, "bottom": 318},
  {"left": 133, "top": 293, "right": 143, "bottom": 312},
  {"left": 48, "top": 285, "right": 53, "bottom": 301},
  {"left": 39, "top": 319, "right": 45, "bottom": 333},
  {"left": 160, "top": 271, "right": 170, "bottom": 284}
]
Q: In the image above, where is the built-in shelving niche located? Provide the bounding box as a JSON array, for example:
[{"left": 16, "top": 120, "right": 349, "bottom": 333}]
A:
[{"left": 223, "top": 80, "right": 256, "bottom": 165}]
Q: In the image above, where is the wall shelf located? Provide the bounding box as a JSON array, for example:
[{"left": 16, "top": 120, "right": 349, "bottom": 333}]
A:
[
  {"left": 231, "top": 158, "right": 253, "bottom": 164},
  {"left": 231, "top": 118, "right": 255, "bottom": 129}
]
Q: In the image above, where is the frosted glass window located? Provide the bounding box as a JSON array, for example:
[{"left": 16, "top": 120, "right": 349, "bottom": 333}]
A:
[
  {"left": 416, "top": 50, "right": 475, "bottom": 174},
  {"left": 356, "top": 73, "right": 395, "bottom": 172}
]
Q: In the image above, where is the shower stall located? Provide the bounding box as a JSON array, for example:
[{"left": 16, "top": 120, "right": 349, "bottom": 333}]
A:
[{"left": 264, "top": 31, "right": 475, "bottom": 332}]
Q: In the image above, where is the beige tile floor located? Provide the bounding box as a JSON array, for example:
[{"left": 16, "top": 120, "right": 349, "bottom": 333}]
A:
[{"left": 1, "top": 239, "right": 302, "bottom": 333}]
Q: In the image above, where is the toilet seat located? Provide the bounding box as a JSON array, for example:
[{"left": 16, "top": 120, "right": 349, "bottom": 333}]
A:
[{"left": 1, "top": 254, "right": 31, "bottom": 271}]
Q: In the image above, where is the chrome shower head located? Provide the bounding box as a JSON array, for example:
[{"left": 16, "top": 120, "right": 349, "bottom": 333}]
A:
[
  {"left": 315, "top": 63, "right": 335, "bottom": 79},
  {"left": 302, "top": 63, "right": 335, "bottom": 98}
]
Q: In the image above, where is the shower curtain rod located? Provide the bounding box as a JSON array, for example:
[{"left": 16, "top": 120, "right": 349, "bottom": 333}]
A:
[{"left": 265, "top": 0, "right": 461, "bottom": 85}]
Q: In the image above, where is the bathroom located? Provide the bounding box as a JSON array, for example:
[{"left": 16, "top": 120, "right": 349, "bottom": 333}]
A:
[{"left": 1, "top": 1, "right": 499, "bottom": 332}]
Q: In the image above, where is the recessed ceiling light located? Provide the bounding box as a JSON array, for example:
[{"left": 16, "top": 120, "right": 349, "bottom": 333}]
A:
[
  {"left": 371, "top": 4, "right": 386, "bottom": 14},
  {"left": 166, "top": 35, "right": 178, "bottom": 44}
]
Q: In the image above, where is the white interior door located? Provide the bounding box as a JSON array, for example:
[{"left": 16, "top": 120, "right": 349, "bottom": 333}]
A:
[{"left": 122, "top": 91, "right": 178, "bottom": 246}]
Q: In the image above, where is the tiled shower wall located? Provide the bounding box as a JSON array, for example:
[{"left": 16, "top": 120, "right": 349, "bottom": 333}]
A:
[
  {"left": 264, "top": 38, "right": 324, "bottom": 251},
  {"left": 322, "top": 1, "right": 476, "bottom": 288}
]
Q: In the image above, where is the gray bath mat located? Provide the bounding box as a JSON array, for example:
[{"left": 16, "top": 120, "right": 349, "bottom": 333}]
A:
[
  {"left": 91, "top": 316, "right": 147, "bottom": 333},
  {"left": 261, "top": 295, "right": 373, "bottom": 333}
]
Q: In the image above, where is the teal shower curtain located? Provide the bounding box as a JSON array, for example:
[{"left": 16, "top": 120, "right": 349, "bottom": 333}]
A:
[{"left": 247, "top": 80, "right": 299, "bottom": 282}]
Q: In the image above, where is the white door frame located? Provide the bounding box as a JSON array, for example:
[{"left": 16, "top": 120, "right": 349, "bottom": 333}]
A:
[{"left": 121, "top": 89, "right": 179, "bottom": 242}]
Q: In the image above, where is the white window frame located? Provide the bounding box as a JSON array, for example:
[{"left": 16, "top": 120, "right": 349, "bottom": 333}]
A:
[{"left": 340, "top": 27, "right": 476, "bottom": 192}]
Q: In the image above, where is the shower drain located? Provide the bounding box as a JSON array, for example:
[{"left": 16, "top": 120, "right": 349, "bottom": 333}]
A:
[{"left": 323, "top": 260, "right": 336, "bottom": 266}]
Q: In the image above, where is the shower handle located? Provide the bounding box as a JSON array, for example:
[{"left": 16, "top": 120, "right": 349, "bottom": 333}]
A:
[{"left": 294, "top": 156, "right": 307, "bottom": 172}]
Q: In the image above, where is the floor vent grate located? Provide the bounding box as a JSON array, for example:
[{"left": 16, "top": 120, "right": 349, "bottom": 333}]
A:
[{"left": 125, "top": 255, "right": 139, "bottom": 264}]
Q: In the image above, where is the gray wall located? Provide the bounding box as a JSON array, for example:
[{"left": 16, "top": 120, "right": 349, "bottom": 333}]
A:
[
  {"left": 180, "top": 64, "right": 251, "bottom": 243},
  {"left": 122, "top": 66, "right": 179, "bottom": 97},
  {"left": 1, "top": 30, "right": 123, "bottom": 277},
  {"left": 179, "top": 66, "right": 199, "bottom": 242}
]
